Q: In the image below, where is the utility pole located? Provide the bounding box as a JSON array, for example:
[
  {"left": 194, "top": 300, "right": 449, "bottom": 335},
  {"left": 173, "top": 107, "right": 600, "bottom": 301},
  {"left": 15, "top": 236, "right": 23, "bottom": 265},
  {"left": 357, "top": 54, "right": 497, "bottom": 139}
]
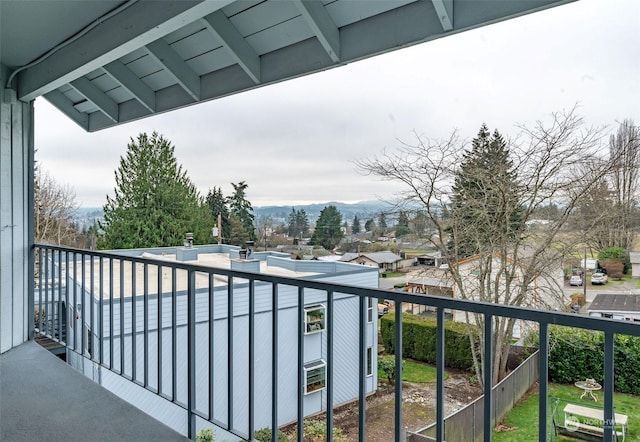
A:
[
  {"left": 583, "top": 247, "right": 587, "bottom": 300},
  {"left": 217, "top": 214, "right": 222, "bottom": 245}
]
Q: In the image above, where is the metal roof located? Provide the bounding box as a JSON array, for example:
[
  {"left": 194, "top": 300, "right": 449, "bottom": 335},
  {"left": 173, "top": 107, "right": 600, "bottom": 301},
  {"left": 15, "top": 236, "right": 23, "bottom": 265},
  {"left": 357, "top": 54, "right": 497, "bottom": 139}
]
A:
[
  {"left": 2, "top": 0, "right": 575, "bottom": 132},
  {"left": 589, "top": 294, "right": 640, "bottom": 313}
]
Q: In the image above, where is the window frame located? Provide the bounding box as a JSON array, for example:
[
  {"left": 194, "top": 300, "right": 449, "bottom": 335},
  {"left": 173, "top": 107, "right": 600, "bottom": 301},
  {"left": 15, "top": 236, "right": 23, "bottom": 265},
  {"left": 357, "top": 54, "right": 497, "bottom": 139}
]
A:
[
  {"left": 304, "top": 304, "right": 326, "bottom": 335},
  {"left": 304, "top": 360, "right": 327, "bottom": 394},
  {"left": 367, "top": 297, "right": 373, "bottom": 323}
]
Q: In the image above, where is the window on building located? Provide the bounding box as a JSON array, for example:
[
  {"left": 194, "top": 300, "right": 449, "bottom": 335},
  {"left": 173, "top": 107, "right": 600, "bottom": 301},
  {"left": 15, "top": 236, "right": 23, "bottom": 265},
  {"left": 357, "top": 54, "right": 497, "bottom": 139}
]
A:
[
  {"left": 304, "top": 360, "right": 326, "bottom": 394},
  {"left": 304, "top": 305, "right": 325, "bottom": 334},
  {"left": 367, "top": 297, "right": 373, "bottom": 322},
  {"left": 366, "top": 347, "right": 373, "bottom": 376}
]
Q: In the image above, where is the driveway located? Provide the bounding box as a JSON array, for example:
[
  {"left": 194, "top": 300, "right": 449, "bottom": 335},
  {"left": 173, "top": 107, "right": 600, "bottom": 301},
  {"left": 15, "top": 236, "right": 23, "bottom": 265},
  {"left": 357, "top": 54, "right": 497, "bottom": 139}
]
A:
[{"left": 565, "top": 278, "right": 640, "bottom": 303}]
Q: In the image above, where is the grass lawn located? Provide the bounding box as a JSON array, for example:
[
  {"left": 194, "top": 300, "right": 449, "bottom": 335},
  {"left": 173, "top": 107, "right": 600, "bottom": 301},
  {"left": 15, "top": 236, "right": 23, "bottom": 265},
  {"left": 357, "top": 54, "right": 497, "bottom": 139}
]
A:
[
  {"left": 494, "top": 384, "right": 640, "bottom": 441},
  {"left": 378, "top": 358, "right": 449, "bottom": 384}
]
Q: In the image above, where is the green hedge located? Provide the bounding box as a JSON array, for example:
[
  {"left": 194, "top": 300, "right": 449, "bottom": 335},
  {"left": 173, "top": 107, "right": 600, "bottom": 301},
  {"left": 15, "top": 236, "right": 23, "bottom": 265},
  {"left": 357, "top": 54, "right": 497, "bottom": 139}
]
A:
[
  {"left": 540, "top": 326, "right": 640, "bottom": 395},
  {"left": 380, "top": 314, "right": 476, "bottom": 370}
]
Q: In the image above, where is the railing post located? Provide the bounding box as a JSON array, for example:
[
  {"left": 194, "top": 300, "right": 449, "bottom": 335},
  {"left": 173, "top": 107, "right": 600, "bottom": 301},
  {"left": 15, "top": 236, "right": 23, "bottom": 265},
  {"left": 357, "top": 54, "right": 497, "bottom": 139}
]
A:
[
  {"left": 143, "top": 263, "right": 149, "bottom": 387},
  {"left": 208, "top": 273, "right": 214, "bottom": 421},
  {"left": 99, "top": 256, "right": 104, "bottom": 365},
  {"left": 44, "top": 248, "right": 49, "bottom": 337},
  {"left": 297, "top": 286, "right": 304, "bottom": 442},
  {"left": 90, "top": 255, "right": 95, "bottom": 360},
  {"left": 187, "top": 269, "right": 196, "bottom": 439},
  {"left": 436, "top": 307, "right": 445, "bottom": 442},
  {"left": 57, "top": 250, "right": 63, "bottom": 341},
  {"left": 484, "top": 314, "right": 493, "bottom": 442},
  {"left": 120, "top": 259, "right": 125, "bottom": 375},
  {"left": 228, "top": 278, "right": 235, "bottom": 432},
  {"left": 73, "top": 252, "right": 77, "bottom": 352},
  {"left": 171, "top": 267, "right": 177, "bottom": 402},
  {"left": 248, "top": 279, "right": 255, "bottom": 439},
  {"left": 109, "top": 258, "right": 114, "bottom": 369},
  {"left": 81, "top": 253, "right": 85, "bottom": 355},
  {"left": 158, "top": 265, "right": 163, "bottom": 395},
  {"left": 603, "top": 331, "right": 614, "bottom": 440},
  {"left": 538, "top": 323, "right": 548, "bottom": 442},
  {"left": 359, "top": 295, "right": 367, "bottom": 442},
  {"left": 394, "top": 301, "right": 403, "bottom": 442},
  {"left": 131, "top": 261, "right": 136, "bottom": 380},
  {"left": 271, "top": 283, "right": 279, "bottom": 442},
  {"left": 326, "top": 290, "right": 334, "bottom": 442}
]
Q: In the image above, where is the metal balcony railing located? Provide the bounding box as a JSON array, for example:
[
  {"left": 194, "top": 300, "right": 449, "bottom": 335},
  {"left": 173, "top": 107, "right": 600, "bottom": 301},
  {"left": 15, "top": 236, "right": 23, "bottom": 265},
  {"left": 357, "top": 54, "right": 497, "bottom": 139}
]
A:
[{"left": 31, "top": 244, "right": 640, "bottom": 442}]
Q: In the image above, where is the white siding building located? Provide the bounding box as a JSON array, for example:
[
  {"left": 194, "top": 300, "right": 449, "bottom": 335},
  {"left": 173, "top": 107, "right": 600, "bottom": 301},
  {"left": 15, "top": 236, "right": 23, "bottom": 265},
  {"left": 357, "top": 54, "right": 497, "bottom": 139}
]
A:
[{"left": 62, "top": 244, "right": 379, "bottom": 436}]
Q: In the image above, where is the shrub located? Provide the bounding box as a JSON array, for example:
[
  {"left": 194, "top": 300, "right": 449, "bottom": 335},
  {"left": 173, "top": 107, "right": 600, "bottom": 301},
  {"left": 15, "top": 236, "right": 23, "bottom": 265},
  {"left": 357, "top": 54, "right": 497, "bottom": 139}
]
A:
[
  {"left": 378, "top": 355, "right": 405, "bottom": 384},
  {"left": 570, "top": 292, "right": 585, "bottom": 306},
  {"left": 196, "top": 429, "right": 214, "bottom": 442},
  {"left": 380, "top": 314, "right": 476, "bottom": 370},
  {"left": 303, "top": 420, "right": 348, "bottom": 442},
  {"left": 529, "top": 325, "right": 640, "bottom": 395},
  {"left": 254, "top": 427, "right": 290, "bottom": 442}
]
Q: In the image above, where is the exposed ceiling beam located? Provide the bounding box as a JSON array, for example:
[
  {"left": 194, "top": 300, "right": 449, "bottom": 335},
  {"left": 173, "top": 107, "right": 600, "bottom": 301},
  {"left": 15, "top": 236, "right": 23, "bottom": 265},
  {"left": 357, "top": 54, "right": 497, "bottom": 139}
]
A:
[
  {"left": 70, "top": 77, "right": 119, "bottom": 123},
  {"left": 202, "top": 11, "right": 260, "bottom": 84},
  {"left": 103, "top": 60, "right": 155, "bottom": 113},
  {"left": 146, "top": 39, "right": 200, "bottom": 101},
  {"left": 293, "top": 0, "right": 340, "bottom": 63},
  {"left": 431, "top": 0, "right": 454, "bottom": 31},
  {"left": 43, "top": 90, "right": 89, "bottom": 130},
  {"left": 18, "top": 0, "right": 235, "bottom": 101}
]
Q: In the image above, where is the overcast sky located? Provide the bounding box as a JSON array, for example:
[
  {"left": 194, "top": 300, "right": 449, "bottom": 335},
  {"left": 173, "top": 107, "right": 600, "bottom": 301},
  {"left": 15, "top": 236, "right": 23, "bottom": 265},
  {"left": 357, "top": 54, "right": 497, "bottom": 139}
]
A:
[{"left": 34, "top": 0, "right": 640, "bottom": 208}]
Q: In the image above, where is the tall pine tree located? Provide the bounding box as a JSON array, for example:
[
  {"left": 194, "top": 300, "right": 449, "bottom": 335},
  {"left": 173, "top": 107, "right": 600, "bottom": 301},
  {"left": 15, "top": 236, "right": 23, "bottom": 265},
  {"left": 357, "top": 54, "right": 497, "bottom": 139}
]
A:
[
  {"left": 448, "top": 124, "right": 523, "bottom": 258},
  {"left": 310, "top": 205, "right": 344, "bottom": 250},
  {"left": 99, "top": 132, "right": 213, "bottom": 249},
  {"left": 205, "top": 186, "right": 230, "bottom": 242},
  {"left": 227, "top": 181, "right": 256, "bottom": 241}
]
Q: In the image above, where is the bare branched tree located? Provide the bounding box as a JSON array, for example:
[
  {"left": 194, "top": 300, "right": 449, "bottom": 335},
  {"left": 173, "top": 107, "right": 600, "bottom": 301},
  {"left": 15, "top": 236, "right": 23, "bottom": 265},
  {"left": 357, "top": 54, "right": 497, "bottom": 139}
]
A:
[
  {"left": 34, "top": 167, "right": 79, "bottom": 245},
  {"left": 357, "top": 107, "right": 617, "bottom": 384},
  {"left": 608, "top": 119, "right": 640, "bottom": 250}
]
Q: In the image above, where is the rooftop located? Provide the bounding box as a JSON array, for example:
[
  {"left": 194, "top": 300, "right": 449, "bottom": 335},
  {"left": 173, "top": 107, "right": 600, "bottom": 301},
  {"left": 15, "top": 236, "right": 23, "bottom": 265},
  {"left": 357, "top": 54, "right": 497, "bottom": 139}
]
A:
[{"left": 589, "top": 294, "right": 640, "bottom": 313}]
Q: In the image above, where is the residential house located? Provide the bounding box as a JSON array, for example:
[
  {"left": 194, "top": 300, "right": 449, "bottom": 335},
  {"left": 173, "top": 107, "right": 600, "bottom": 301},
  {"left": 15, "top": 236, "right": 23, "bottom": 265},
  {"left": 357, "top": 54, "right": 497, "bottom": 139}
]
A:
[
  {"left": 450, "top": 254, "right": 565, "bottom": 337},
  {"left": 588, "top": 294, "right": 640, "bottom": 322},
  {"left": 339, "top": 251, "right": 403, "bottom": 273}
]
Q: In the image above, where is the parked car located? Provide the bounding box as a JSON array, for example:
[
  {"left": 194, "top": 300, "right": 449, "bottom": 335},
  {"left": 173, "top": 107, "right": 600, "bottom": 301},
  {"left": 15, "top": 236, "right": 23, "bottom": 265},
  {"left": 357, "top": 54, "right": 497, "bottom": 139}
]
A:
[
  {"left": 591, "top": 272, "right": 608, "bottom": 285},
  {"left": 569, "top": 275, "right": 583, "bottom": 286},
  {"left": 378, "top": 303, "right": 389, "bottom": 317}
]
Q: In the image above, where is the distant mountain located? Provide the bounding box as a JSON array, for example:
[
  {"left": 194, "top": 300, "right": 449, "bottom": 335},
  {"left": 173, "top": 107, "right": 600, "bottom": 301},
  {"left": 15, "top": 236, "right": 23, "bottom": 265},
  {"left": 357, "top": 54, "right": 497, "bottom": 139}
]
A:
[
  {"left": 254, "top": 200, "right": 395, "bottom": 224},
  {"left": 76, "top": 200, "right": 401, "bottom": 227}
]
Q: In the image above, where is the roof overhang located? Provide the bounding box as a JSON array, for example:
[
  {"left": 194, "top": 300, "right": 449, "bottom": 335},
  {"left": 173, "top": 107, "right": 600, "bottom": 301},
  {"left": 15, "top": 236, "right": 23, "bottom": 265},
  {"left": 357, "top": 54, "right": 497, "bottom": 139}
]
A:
[{"left": 2, "top": 0, "right": 576, "bottom": 132}]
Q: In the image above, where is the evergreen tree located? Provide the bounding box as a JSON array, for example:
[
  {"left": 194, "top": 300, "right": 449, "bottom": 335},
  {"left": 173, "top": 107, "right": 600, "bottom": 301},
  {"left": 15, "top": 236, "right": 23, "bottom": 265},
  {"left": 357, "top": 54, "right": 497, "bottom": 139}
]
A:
[
  {"left": 448, "top": 124, "right": 524, "bottom": 258},
  {"left": 227, "top": 213, "right": 250, "bottom": 246},
  {"left": 99, "top": 132, "right": 213, "bottom": 249},
  {"left": 364, "top": 219, "right": 375, "bottom": 232},
  {"left": 287, "top": 208, "right": 309, "bottom": 242},
  {"left": 395, "top": 211, "right": 411, "bottom": 238},
  {"left": 352, "top": 215, "right": 361, "bottom": 234},
  {"left": 205, "top": 187, "right": 230, "bottom": 241},
  {"left": 227, "top": 181, "right": 256, "bottom": 241},
  {"left": 378, "top": 213, "right": 387, "bottom": 232},
  {"left": 309, "top": 205, "right": 344, "bottom": 250}
]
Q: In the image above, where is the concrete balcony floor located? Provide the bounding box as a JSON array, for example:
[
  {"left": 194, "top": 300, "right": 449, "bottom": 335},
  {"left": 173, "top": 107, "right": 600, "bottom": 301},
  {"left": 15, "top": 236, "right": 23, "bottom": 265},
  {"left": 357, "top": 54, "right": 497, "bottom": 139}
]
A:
[{"left": 1, "top": 341, "right": 188, "bottom": 442}]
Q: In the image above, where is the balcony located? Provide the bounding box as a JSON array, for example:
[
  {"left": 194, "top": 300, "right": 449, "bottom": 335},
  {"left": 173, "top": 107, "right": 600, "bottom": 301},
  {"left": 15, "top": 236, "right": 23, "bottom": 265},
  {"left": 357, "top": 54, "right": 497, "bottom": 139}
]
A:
[{"left": 5, "top": 243, "right": 640, "bottom": 441}]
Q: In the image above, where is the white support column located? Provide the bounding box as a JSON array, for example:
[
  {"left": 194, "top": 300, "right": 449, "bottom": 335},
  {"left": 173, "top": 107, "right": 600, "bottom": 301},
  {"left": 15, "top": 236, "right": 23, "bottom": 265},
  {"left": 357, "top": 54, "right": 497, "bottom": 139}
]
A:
[{"left": 0, "top": 64, "right": 33, "bottom": 353}]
